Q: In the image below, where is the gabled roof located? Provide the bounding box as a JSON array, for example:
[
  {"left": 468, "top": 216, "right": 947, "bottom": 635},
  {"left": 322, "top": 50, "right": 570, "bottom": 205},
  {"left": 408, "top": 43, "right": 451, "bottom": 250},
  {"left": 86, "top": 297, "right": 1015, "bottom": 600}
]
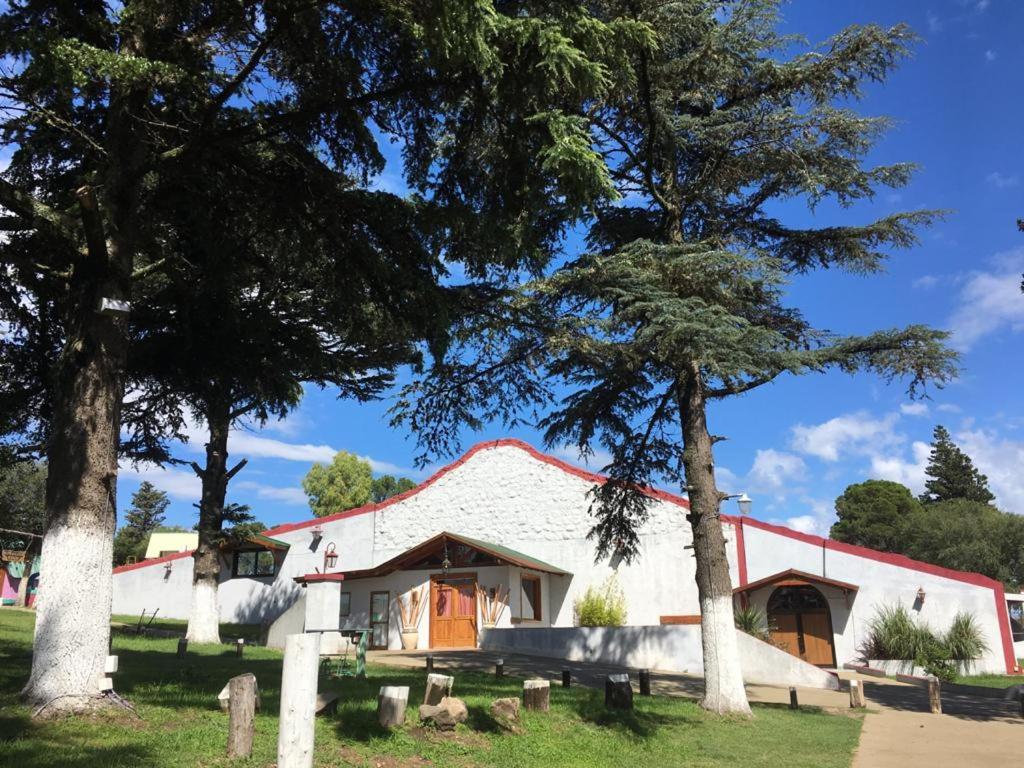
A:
[
  {"left": 733, "top": 568, "right": 858, "bottom": 596},
  {"left": 295, "top": 530, "right": 570, "bottom": 584},
  {"left": 221, "top": 533, "right": 290, "bottom": 552}
]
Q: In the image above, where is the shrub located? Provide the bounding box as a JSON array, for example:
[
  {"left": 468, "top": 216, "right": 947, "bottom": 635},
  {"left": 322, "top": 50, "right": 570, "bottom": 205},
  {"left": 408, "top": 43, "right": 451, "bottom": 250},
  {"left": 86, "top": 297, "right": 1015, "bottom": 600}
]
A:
[
  {"left": 860, "top": 604, "right": 935, "bottom": 661},
  {"left": 575, "top": 575, "right": 627, "bottom": 627},
  {"left": 916, "top": 637, "right": 958, "bottom": 682},
  {"left": 734, "top": 604, "right": 770, "bottom": 640},
  {"left": 942, "top": 611, "right": 988, "bottom": 671}
]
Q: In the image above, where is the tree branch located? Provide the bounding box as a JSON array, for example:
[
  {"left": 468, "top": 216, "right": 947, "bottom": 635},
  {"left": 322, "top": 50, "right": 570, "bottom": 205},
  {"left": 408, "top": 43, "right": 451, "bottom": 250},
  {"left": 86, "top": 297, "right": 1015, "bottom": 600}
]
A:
[
  {"left": 225, "top": 458, "right": 248, "bottom": 480},
  {"left": 0, "top": 178, "right": 78, "bottom": 243}
]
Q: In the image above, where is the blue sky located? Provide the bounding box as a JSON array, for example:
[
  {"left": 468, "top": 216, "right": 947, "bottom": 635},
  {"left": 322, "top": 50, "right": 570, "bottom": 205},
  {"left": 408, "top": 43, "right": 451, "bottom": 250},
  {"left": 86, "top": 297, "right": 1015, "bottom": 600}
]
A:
[{"left": 119, "top": 0, "right": 1024, "bottom": 536}]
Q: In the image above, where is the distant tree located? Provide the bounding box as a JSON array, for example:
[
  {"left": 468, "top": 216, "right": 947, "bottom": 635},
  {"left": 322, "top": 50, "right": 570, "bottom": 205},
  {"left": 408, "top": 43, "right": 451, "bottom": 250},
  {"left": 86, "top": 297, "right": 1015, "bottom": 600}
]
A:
[
  {"left": 0, "top": 461, "right": 46, "bottom": 536},
  {"left": 112, "top": 482, "right": 169, "bottom": 565},
  {"left": 371, "top": 475, "right": 417, "bottom": 504},
  {"left": 919, "top": 426, "right": 995, "bottom": 504},
  {"left": 831, "top": 481, "right": 921, "bottom": 552},
  {"left": 303, "top": 452, "right": 374, "bottom": 517}
]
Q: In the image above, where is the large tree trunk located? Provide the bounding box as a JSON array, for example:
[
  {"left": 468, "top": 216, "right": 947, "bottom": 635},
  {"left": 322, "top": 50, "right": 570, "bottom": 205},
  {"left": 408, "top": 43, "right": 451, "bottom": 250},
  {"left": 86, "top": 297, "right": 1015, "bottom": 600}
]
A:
[
  {"left": 678, "top": 364, "right": 751, "bottom": 716},
  {"left": 21, "top": 283, "right": 127, "bottom": 714},
  {"left": 186, "top": 405, "right": 232, "bottom": 644}
]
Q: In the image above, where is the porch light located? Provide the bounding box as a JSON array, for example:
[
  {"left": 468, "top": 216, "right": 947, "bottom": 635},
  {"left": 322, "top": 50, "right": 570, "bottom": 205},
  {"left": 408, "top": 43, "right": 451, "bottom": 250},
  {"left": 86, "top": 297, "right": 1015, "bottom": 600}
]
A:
[
  {"left": 163, "top": 561, "right": 173, "bottom": 578},
  {"left": 323, "top": 542, "right": 338, "bottom": 571},
  {"left": 736, "top": 493, "right": 752, "bottom": 516},
  {"left": 311, "top": 526, "right": 323, "bottom": 540},
  {"left": 916, "top": 587, "right": 926, "bottom": 604},
  {"left": 441, "top": 540, "right": 452, "bottom": 574}
]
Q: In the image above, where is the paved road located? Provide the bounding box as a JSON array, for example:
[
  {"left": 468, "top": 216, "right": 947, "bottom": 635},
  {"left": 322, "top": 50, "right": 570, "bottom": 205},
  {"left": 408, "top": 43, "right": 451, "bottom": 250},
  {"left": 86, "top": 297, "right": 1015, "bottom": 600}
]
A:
[{"left": 369, "top": 649, "right": 1024, "bottom": 767}]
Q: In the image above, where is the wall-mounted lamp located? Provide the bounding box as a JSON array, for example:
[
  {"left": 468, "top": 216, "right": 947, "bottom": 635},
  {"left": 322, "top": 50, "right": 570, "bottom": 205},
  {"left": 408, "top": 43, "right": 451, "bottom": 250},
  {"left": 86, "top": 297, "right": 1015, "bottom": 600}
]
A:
[
  {"left": 724, "top": 492, "right": 753, "bottom": 516},
  {"left": 163, "top": 561, "right": 173, "bottom": 579},
  {"left": 441, "top": 540, "right": 452, "bottom": 575},
  {"left": 916, "top": 587, "right": 926, "bottom": 605},
  {"left": 311, "top": 526, "right": 323, "bottom": 540},
  {"left": 323, "top": 542, "right": 338, "bottom": 571}
]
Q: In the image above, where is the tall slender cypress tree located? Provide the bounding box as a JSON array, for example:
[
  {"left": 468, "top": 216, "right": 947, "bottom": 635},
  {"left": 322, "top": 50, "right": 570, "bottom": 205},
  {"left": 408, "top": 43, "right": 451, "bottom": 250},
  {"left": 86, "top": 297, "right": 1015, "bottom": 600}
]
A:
[{"left": 919, "top": 426, "right": 995, "bottom": 504}]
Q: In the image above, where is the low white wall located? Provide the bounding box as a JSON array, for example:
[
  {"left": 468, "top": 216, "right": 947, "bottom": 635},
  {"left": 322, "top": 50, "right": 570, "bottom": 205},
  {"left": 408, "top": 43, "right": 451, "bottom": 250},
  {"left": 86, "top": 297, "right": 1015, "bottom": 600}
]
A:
[{"left": 480, "top": 626, "right": 839, "bottom": 690}]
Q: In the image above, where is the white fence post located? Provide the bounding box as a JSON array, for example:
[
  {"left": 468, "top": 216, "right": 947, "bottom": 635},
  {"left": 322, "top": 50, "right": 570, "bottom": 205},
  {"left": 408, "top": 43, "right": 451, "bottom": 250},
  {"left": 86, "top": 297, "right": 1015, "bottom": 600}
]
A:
[{"left": 277, "top": 633, "right": 321, "bottom": 768}]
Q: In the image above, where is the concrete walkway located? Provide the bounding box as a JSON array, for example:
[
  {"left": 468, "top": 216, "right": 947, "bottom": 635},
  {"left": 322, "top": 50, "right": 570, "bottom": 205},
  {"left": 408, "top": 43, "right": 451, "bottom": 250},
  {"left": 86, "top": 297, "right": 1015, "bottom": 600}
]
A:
[{"left": 368, "top": 649, "right": 1023, "bottom": 766}]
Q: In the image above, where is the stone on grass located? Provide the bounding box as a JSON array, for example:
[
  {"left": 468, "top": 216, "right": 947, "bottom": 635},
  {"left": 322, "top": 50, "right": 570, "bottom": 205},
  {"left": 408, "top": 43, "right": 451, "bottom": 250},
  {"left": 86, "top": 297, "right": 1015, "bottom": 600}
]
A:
[
  {"left": 418, "top": 696, "right": 468, "bottom": 731},
  {"left": 490, "top": 697, "right": 522, "bottom": 733}
]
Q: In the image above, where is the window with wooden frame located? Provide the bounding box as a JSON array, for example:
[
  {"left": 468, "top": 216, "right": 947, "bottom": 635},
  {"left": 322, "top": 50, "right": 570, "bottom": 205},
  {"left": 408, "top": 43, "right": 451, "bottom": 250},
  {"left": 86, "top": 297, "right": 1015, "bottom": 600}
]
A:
[
  {"left": 520, "top": 574, "right": 542, "bottom": 621},
  {"left": 339, "top": 592, "right": 352, "bottom": 618},
  {"left": 232, "top": 549, "right": 276, "bottom": 578}
]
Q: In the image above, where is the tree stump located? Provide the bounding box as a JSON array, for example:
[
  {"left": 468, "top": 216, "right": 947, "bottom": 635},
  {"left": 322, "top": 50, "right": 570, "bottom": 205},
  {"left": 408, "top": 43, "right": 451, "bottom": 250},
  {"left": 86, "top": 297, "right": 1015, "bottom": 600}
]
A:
[
  {"left": 219, "top": 672, "right": 261, "bottom": 712},
  {"left": 849, "top": 680, "right": 865, "bottom": 708},
  {"left": 789, "top": 686, "right": 798, "bottom": 709},
  {"left": 523, "top": 679, "right": 550, "bottom": 712},
  {"left": 495, "top": 659, "right": 504, "bottom": 677},
  {"left": 928, "top": 678, "right": 942, "bottom": 715},
  {"left": 639, "top": 669, "right": 651, "bottom": 696},
  {"left": 490, "top": 697, "right": 522, "bottom": 733},
  {"left": 605, "top": 674, "right": 633, "bottom": 710},
  {"left": 277, "top": 633, "right": 321, "bottom": 768},
  {"left": 177, "top": 638, "right": 188, "bottom": 658},
  {"left": 236, "top": 638, "right": 245, "bottom": 658},
  {"left": 424, "top": 673, "right": 454, "bottom": 706},
  {"left": 377, "top": 686, "right": 410, "bottom": 728},
  {"left": 562, "top": 669, "right": 571, "bottom": 688},
  {"left": 227, "top": 673, "right": 257, "bottom": 758}
]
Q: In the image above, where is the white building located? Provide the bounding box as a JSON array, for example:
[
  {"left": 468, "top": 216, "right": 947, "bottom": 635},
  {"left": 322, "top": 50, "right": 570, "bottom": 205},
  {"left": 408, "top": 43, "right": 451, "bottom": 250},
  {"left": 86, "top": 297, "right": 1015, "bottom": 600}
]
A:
[{"left": 112, "top": 439, "right": 1017, "bottom": 677}]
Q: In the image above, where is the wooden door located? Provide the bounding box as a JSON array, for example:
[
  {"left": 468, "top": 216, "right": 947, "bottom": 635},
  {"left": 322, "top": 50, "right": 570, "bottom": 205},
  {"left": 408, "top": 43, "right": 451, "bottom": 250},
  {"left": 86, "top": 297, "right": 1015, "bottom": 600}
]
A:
[
  {"left": 769, "top": 613, "right": 799, "bottom": 657},
  {"left": 800, "top": 612, "right": 835, "bottom": 666},
  {"left": 430, "top": 575, "right": 477, "bottom": 648}
]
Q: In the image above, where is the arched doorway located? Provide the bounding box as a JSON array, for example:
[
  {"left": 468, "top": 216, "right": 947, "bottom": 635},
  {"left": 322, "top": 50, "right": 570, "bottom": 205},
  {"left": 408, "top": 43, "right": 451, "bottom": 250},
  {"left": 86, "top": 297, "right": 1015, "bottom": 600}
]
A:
[{"left": 767, "top": 585, "right": 836, "bottom": 667}]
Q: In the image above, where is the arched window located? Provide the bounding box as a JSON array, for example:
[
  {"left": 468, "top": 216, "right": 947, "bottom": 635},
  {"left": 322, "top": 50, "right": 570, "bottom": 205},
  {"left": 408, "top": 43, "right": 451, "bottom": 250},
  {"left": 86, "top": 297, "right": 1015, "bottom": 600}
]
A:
[{"left": 767, "top": 585, "right": 828, "bottom": 614}]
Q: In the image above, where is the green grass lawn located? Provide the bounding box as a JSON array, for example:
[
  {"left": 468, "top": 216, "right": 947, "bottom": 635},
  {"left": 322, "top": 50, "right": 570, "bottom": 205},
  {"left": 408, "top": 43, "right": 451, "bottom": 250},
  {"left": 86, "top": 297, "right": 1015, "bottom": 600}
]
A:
[
  {"left": 954, "top": 673, "right": 1024, "bottom": 689},
  {"left": 110, "top": 613, "right": 262, "bottom": 642},
  {"left": 0, "top": 609, "right": 862, "bottom": 767}
]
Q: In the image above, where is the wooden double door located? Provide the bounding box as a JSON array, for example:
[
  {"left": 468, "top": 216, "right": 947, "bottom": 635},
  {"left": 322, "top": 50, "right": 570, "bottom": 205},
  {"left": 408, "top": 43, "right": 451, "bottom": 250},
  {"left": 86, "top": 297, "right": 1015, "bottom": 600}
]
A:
[
  {"left": 430, "top": 574, "right": 477, "bottom": 648},
  {"left": 767, "top": 585, "right": 836, "bottom": 667}
]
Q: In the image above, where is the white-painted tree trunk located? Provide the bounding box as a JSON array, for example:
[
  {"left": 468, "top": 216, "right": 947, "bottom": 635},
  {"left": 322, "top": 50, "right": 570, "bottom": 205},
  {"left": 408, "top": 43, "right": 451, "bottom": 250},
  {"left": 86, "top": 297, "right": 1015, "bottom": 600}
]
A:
[
  {"left": 186, "top": 578, "right": 221, "bottom": 644},
  {"left": 698, "top": 594, "right": 751, "bottom": 716},
  {"left": 277, "top": 632, "right": 321, "bottom": 768},
  {"left": 22, "top": 518, "right": 113, "bottom": 713}
]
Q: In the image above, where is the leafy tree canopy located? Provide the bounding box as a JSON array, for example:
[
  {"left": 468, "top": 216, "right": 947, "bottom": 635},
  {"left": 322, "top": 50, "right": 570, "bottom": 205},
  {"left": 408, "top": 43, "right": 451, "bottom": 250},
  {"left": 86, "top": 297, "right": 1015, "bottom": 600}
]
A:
[
  {"left": 920, "top": 426, "right": 995, "bottom": 505},
  {"left": 303, "top": 451, "right": 374, "bottom": 517},
  {"left": 830, "top": 480, "right": 922, "bottom": 552},
  {"left": 0, "top": 460, "right": 46, "bottom": 539},
  {"left": 372, "top": 475, "right": 417, "bottom": 504}
]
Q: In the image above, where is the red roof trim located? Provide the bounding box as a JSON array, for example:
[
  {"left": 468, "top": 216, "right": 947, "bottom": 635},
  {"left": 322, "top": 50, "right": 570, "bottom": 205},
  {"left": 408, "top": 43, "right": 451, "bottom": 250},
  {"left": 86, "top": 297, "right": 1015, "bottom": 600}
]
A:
[
  {"left": 735, "top": 518, "right": 748, "bottom": 588},
  {"left": 112, "top": 549, "right": 192, "bottom": 574},
  {"left": 262, "top": 438, "right": 692, "bottom": 538},
  {"left": 734, "top": 567, "right": 859, "bottom": 595}
]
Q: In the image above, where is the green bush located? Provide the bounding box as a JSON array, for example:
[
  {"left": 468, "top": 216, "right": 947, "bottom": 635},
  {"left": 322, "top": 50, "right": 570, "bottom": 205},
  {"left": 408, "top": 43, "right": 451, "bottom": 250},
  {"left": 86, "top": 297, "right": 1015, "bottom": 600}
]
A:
[
  {"left": 942, "top": 611, "right": 989, "bottom": 670},
  {"left": 860, "top": 604, "right": 935, "bottom": 661},
  {"left": 734, "top": 604, "right": 771, "bottom": 641},
  {"left": 916, "top": 637, "right": 958, "bottom": 682},
  {"left": 575, "top": 575, "right": 627, "bottom": 627}
]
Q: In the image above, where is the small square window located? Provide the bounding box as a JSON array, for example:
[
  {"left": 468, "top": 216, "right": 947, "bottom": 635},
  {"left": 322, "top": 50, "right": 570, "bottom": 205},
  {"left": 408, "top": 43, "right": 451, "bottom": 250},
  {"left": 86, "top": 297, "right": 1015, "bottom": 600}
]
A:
[
  {"left": 233, "top": 550, "right": 276, "bottom": 578},
  {"left": 339, "top": 592, "right": 352, "bottom": 617}
]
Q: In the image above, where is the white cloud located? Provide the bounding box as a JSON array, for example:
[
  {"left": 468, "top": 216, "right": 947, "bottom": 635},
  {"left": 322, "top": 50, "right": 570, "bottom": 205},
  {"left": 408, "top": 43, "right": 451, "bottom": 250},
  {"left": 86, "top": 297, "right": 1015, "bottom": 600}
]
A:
[
  {"left": 119, "top": 461, "right": 201, "bottom": 501},
  {"left": 228, "top": 432, "right": 336, "bottom": 463},
  {"left": 984, "top": 49, "right": 997, "bottom": 62},
  {"left": 986, "top": 171, "right": 1019, "bottom": 188},
  {"left": 551, "top": 444, "right": 615, "bottom": 472},
  {"left": 976, "top": 0, "right": 990, "bottom": 11},
  {"left": 785, "top": 515, "right": 820, "bottom": 535},
  {"left": 937, "top": 403, "right": 962, "bottom": 413},
  {"left": 869, "top": 440, "right": 931, "bottom": 493},
  {"left": 926, "top": 11, "right": 942, "bottom": 33},
  {"left": 234, "top": 481, "right": 307, "bottom": 506},
  {"left": 790, "top": 411, "right": 902, "bottom": 462},
  {"left": 948, "top": 248, "right": 1024, "bottom": 349},
  {"left": 913, "top": 274, "right": 939, "bottom": 290},
  {"left": 956, "top": 429, "right": 1024, "bottom": 513},
  {"left": 900, "top": 402, "right": 929, "bottom": 417},
  {"left": 749, "top": 449, "right": 807, "bottom": 489}
]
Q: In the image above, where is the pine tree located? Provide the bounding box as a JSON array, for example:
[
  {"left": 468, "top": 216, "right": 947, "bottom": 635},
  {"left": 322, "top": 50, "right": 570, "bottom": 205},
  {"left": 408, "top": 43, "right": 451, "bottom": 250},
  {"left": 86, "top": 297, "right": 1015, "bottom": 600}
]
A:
[
  {"left": 112, "top": 482, "right": 169, "bottom": 565},
  {"left": 919, "top": 426, "right": 995, "bottom": 504},
  {"left": 395, "top": 0, "right": 957, "bottom": 715}
]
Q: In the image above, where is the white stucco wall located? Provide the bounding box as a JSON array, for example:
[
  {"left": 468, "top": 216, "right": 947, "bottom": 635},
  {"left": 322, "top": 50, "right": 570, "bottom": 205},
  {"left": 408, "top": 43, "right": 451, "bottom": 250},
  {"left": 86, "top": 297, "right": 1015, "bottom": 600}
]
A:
[{"left": 480, "top": 626, "right": 839, "bottom": 690}]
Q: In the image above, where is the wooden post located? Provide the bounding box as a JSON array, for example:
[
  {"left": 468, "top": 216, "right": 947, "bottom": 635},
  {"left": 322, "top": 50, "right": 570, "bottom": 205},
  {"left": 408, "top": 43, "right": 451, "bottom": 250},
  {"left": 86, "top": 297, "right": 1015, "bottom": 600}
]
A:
[
  {"left": 227, "top": 673, "right": 257, "bottom": 758},
  {"left": 789, "top": 687, "right": 798, "bottom": 709},
  {"left": 605, "top": 674, "right": 633, "bottom": 710},
  {"left": 423, "top": 673, "right": 454, "bottom": 706},
  {"left": 849, "top": 679, "right": 865, "bottom": 708},
  {"left": 425, "top": 654, "right": 434, "bottom": 674},
  {"left": 523, "top": 679, "right": 550, "bottom": 711},
  {"left": 562, "top": 669, "right": 571, "bottom": 688},
  {"left": 639, "top": 669, "right": 651, "bottom": 696},
  {"left": 236, "top": 638, "right": 245, "bottom": 658},
  {"left": 277, "top": 633, "right": 321, "bottom": 768},
  {"left": 377, "top": 686, "right": 410, "bottom": 728},
  {"left": 177, "top": 638, "right": 188, "bottom": 658},
  {"left": 928, "top": 678, "right": 942, "bottom": 715},
  {"left": 495, "top": 659, "right": 504, "bottom": 677}
]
